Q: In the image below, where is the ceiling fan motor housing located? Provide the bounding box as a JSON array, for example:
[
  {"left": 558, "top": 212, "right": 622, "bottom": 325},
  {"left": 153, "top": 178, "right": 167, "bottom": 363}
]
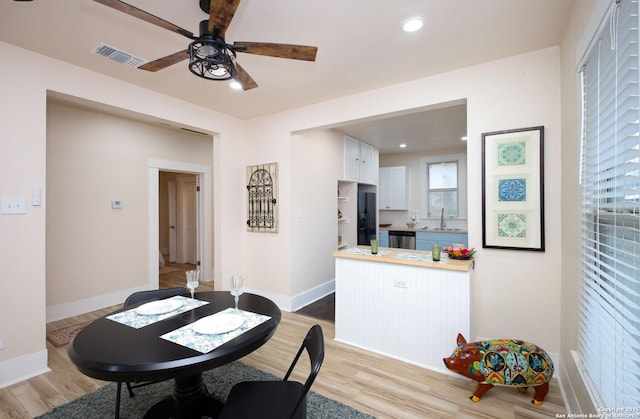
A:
[{"left": 189, "top": 40, "right": 236, "bottom": 80}]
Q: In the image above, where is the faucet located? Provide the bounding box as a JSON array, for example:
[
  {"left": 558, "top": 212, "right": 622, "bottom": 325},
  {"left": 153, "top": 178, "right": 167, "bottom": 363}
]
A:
[{"left": 440, "top": 207, "right": 446, "bottom": 230}]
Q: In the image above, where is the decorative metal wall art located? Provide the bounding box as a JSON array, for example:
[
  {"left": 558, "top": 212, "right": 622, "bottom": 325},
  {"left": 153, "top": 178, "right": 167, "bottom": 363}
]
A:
[
  {"left": 246, "top": 162, "right": 278, "bottom": 233},
  {"left": 482, "top": 126, "right": 545, "bottom": 251}
]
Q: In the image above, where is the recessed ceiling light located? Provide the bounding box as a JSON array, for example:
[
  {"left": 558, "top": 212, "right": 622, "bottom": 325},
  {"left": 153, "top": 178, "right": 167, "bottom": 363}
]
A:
[
  {"left": 399, "top": 144, "right": 407, "bottom": 148},
  {"left": 461, "top": 136, "right": 468, "bottom": 141},
  {"left": 402, "top": 17, "right": 423, "bottom": 33},
  {"left": 230, "top": 80, "right": 242, "bottom": 90}
]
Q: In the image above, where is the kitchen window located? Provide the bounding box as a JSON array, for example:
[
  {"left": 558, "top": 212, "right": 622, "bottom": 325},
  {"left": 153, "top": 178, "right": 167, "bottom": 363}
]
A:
[
  {"left": 428, "top": 161, "right": 458, "bottom": 218},
  {"left": 577, "top": 0, "right": 640, "bottom": 408},
  {"left": 420, "top": 153, "right": 467, "bottom": 220}
]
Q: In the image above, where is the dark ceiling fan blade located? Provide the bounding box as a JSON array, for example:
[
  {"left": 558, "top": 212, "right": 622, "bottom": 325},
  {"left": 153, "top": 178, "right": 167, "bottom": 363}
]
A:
[
  {"left": 208, "top": 0, "right": 241, "bottom": 36},
  {"left": 139, "top": 50, "right": 189, "bottom": 72},
  {"left": 234, "top": 63, "right": 258, "bottom": 90},
  {"left": 93, "top": 0, "right": 194, "bottom": 39},
  {"left": 233, "top": 42, "right": 317, "bottom": 61}
]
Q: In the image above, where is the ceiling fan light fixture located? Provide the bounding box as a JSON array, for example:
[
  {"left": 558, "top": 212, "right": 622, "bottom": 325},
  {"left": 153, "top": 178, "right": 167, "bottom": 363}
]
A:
[
  {"left": 402, "top": 17, "right": 423, "bottom": 33},
  {"left": 208, "top": 65, "right": 230, "bottom": 77},
  {"left": 188, "top": 38, "right": 236, "bottom": 81},
  {"left": 198, "top": 44, "right": 219, "bottom": 57},
  {"left": 230, "top": 80, "right": 243, "bottom": 90}
]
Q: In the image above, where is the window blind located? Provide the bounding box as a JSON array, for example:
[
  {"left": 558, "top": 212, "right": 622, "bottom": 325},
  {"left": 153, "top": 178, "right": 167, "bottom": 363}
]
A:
[{"left": 578, "top": 0, "right": 640, "bottom": 408}]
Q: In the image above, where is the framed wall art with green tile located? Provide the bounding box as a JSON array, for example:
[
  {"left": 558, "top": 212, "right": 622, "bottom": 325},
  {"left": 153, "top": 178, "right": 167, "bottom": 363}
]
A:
[{"left": 481, "top": 126, "right": 545, "bottom": 251}]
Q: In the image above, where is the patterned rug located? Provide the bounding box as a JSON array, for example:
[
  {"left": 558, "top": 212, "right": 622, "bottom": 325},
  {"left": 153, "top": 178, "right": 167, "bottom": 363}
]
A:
[
  {"left": 46, "top": 321, "right": 93, "bottom": 347},
  {"left": 36, "top": 361, "right": 375, "bottom": 419}
]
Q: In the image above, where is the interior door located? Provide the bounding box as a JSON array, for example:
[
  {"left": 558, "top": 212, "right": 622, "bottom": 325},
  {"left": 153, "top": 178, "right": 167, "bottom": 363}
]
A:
[
  {"left": 177, "top": 174, "right": 197, "bottom": 264},
  {"left": 168, "top": 180, "right": 177, "bottom": 262}
]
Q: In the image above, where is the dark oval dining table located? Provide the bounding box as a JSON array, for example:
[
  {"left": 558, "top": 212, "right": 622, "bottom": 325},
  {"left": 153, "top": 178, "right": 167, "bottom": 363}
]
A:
[{"left": 68, "top": 291, "right": 281, "bottom": 419}]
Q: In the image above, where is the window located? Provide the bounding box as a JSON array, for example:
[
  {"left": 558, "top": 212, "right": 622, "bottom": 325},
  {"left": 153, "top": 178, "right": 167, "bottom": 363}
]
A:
[
  {"left": 578, "top": 0, "right": 640, "bottom": 408},
  {"left": 420, "top": 153, "right": 467, "bottom": 220},
  {"left": 427, "top": 161, "right": 458, "bottom": 218}
]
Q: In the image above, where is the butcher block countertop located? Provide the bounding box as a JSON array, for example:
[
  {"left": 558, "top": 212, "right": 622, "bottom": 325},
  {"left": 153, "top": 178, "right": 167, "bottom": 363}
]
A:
[{"left": 333, "top": 246, "right": 474, "bottom": 272}]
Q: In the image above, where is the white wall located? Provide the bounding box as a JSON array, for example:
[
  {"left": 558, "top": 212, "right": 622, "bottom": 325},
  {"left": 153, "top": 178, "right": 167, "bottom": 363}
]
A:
[
  {"left": 0, "top": 41, "right": 244, "bottom": 387},
  {"left": 46, "top": 100, "right": 213, "bottom": 306},
  {"left": 289, "top": 129, "right": 344, "bottom": 306}
]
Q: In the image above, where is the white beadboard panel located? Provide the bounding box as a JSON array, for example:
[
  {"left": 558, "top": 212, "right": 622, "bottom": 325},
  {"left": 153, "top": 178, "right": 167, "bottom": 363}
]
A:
[{"left": 335, "top": 258, "right": 471, "bottom": 373}]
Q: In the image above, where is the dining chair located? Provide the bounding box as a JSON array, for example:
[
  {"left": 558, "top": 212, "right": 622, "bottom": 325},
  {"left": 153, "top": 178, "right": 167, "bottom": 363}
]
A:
[
  {"left": 114, "top": 287, "right": 190, "bottom": 419},
  {"left": 218, "top": 324, "right": 325, "bottom": 419}
]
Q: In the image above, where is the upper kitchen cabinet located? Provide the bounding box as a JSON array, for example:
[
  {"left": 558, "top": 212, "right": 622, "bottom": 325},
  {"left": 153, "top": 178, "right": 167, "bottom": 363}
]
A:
[
  {"left": 379, "top": 166, "right": 408, "bottom": 210},
  {"left": 343, "top": 135, "right": 377, "bottom": 184}
]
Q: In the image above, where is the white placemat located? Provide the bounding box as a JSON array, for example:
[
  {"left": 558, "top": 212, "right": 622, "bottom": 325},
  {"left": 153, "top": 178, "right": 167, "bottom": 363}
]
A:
[
  {"left": 393, "top": 252, "right": 447, "bottom": 263},
  {"left": 341, "top": 248, "right": 391, "bottom": 256},
  {"left": 107, "top": 295, "right": 209, "bottom": 329},
  {"left": 160, "top": 308, "right": 271, "bottom": 354}
]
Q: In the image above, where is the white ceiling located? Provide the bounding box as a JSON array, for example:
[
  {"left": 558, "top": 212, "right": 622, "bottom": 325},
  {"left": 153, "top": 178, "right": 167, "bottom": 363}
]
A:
[
  {"left": 0, "top": 0, "right": 574, "bottom": 153},
  {"left": 336, "top": 101, "right": 468, "bottom": 155}
]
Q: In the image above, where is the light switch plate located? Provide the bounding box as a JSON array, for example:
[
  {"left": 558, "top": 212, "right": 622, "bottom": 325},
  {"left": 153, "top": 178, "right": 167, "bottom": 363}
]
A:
[
  {"left": 1, "top": 197, "right": 27, "bottom": 215},
  {"left": 32, "top": 187, "right": 41, "bottom": 206}
]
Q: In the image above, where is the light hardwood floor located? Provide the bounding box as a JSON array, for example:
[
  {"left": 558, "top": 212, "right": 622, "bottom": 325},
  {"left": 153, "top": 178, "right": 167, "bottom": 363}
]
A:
[{"left": 0, "top": 268, "right": 566, "bottom": 418}]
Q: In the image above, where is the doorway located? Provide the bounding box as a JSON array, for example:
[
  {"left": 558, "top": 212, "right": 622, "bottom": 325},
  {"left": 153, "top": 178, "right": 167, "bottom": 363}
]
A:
[
  {"left": 159, "top": 171, "right": 198, "bottom": 266},
  {"left": 149, "top": 158, "right": 213, "bottom": 292}
]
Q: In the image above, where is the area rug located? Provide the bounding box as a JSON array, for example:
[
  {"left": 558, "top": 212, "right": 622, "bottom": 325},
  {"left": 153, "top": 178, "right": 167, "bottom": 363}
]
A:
[
  {"left": 36, "top": 361, "right": 375, "bottom": 419},
  {"left": 46, "top": 321, "right": 93, "bottom": 347}
]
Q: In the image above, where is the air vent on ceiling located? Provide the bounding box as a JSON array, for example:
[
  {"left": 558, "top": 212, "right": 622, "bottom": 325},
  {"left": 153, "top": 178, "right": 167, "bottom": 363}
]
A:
[{"left": 92, "top": 43, "right": 147, "bottom": 68}]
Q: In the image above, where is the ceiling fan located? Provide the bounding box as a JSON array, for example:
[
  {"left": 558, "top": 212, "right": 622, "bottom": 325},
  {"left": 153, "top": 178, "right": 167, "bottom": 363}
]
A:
[{"left": 93, "top": 0, "right": 318, "bottom": 90}]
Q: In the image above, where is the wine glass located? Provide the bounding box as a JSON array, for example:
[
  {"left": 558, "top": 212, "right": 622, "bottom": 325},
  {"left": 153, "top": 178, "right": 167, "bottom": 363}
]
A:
[
  {"left": 186, "top": 270, "right": 200, "bottom": 299},
  {"left": 230, "top": 275, "right": 244, "bottom": 311}
]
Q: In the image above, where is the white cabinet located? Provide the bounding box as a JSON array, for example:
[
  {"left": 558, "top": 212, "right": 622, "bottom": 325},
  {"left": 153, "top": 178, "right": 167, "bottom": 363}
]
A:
[
  {"left": 379, "top": 166, "right": 408, "bottom": 210},
  {"left": 359, "top": 142, "right": 374, "bottom": 184},
  {"left": 343, "top": 136, "right": 376, "bottom": 184},
  {"left": 344, "top": 136, "right": 360, "bottom": 181}
]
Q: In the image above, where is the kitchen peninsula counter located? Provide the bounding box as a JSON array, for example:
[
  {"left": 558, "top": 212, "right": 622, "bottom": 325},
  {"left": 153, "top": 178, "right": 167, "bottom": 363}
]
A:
[
  {"left": 333, "top": 246, "right": 474, "bottom": 374},
  {"left": 332, "top": 246, "right": 473, "bottom": 271}
]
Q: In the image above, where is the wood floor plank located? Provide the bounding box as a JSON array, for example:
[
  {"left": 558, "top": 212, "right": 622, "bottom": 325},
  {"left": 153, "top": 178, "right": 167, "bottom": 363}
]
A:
[
  {"left": 0, "top": 392, "right": 30, "bottom": 419},
  {"left": 0, "top": 266, "right": 566, "bottom": 418}
]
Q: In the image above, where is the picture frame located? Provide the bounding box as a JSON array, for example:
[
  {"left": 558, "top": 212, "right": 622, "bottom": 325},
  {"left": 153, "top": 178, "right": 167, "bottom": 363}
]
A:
[{"left": 481, "top": 126, "right": 545, "bottom": 251}]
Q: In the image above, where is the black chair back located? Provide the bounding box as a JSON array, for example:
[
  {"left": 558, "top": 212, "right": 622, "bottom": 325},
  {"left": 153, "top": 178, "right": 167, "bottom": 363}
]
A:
[
  {"left": 124, "top": 287, "right": 189, "bottom": 307},
  {"left": 283, "top": 324, "right": 325, "bottom": 416},
  {"left": 113, "top": 286, "right": 189, "bottom": 419}
]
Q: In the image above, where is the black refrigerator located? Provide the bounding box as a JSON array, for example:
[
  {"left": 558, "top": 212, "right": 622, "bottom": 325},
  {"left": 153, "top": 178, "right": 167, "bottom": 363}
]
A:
[{"left": 357, "top": 192, "right": 377, "bottom": 245}]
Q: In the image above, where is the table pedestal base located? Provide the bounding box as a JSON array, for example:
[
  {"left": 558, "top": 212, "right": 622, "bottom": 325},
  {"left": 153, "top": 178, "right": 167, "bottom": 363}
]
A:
[{"left": 144, "top": 374, "right": 222, "bottom": 419}]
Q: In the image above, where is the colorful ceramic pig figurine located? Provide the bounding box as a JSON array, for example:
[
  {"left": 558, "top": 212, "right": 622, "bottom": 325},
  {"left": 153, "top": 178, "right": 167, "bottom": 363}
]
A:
[{"left": 443, "top": 333, "right": 554, "bottom": 405}]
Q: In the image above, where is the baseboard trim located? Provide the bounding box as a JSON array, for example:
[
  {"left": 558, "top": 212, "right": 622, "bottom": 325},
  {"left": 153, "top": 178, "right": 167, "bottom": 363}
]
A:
[
  {"left": 241, "top": 280, "right": 335, "bottom": 313},
  {"left": 46, "top": 284, "right": 153, "bottom": 322},
  {"left": 291, "top": 280, "right": 335, "bottom": 312},
  {"left": 0, "top": 349, "right": 49, "bottom": 389}
]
